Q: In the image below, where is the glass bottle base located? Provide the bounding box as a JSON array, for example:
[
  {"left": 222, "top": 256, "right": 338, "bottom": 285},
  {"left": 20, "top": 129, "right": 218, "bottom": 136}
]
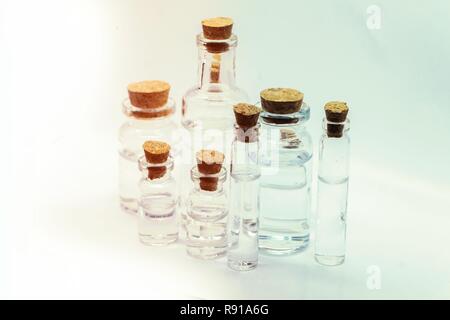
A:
[
  {"left": 227, "top": 259, "right": 257, "bottom": 271},
  {"left": 186, "top": 246, "right": 227, "bottom": 260},
  {"left": 120, "top": 197, "right": 138, "bottom": 215},
  {"left": 259, "top": 234, "right": 310, "bottom": 256},
  {"left": 139, "top": 233, "right": 178, "bottom": 246},
  {"left": 314, "top": 254, "right": 345, "bottom": 266}
]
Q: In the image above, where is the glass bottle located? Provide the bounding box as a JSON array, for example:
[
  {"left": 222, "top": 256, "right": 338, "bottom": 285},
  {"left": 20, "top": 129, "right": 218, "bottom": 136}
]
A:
[
  {"left": 180, "top": 31, "right": 247, "bottom": 235},
  {"left": 227, "top": 124, "right": 261, "bottom": 271},
  {"left": 258, "top": 104, "right": 313, "bottom": 255},
  {"left": 185, "top": 166, "right": 228, "bottom": 259},
  {"left": 315, "top": 117, "right": 350, "bottom": 266},
  {"left": 137, "top": 155, "right": 178, "bottom": 246},
  {"left": 118, "top": 98, "right": 180, "bottom": 214}
]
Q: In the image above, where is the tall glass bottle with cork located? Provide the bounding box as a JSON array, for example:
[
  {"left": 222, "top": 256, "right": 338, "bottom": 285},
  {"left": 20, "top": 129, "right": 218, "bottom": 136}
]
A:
[
  {"left": 315, "top": 101, "right": 350, "bottom": 266},
  {"left": 258, "top": 88, "right": 313, "bottom": 255},
  {"left": 181, "top": 17, "right": 248, "bottom": 198},
  {"left": 119, "top": 80, "right": 180, "bottom": 214}
]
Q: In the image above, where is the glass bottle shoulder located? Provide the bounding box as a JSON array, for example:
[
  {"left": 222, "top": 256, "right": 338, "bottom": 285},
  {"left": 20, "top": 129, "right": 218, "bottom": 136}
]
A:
[{"left": 182, "top": 85, "right": 248, "bottom": 130}]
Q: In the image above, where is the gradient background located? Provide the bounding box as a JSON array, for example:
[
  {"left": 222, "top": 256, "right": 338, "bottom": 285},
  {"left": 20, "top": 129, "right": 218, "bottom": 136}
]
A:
[{"left": 1, "top": 0, "right": 449, "bottom": 299}]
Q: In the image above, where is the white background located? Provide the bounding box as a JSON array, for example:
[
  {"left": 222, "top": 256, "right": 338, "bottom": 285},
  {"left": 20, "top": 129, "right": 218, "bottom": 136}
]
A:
[{"left": 1, "top": 0, "right": 449, "bottom": 299}]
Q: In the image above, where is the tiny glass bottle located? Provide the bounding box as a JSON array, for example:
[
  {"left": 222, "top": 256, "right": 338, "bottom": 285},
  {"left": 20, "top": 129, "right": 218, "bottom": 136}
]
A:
[
  {"left": 314, "top": 101, "right": 350, "bottom": 266},
  {"left": 137, "top": 141, "right": 178, "bottom": 246},
  {"left": 258, "top": 88, "right": 313, "bottom": 255},
  {"left": 227, "top": 103, "right": 261, "bottom": 271},
  {"left": 119, "top": 82, "right": 180, "bottom": 214},
  {"left": 185, "top": 152, "right": 228, "bottom": 259}
]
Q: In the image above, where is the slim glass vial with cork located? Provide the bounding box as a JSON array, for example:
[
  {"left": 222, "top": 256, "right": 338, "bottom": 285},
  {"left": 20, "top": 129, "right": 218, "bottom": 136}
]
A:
[
  {"left": 314, "top": 101, "right": 350, "bottom": 266},
  {"left": 258, "top": 88, "right": 313, "bottom": 255},
  {"left": 137, "top": 141, "right": 178, "bottom": 246},
  {"left": 227, "top": 103, "right": 261, "bottom": 271},
  {"left": 119, "top": 80, "right": 180, "bottom": 214},
  {"left": 185, "top": 150, "right": 228, "bottom": 259}
]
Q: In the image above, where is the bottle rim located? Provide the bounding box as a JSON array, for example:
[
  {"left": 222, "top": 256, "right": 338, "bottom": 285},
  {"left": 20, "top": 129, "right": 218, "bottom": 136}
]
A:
[{"left": 122, "top": 97, "right": 176, "bottom": 119}]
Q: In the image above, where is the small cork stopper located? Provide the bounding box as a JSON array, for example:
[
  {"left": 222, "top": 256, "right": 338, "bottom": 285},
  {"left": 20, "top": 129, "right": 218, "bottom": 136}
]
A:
[
  {"left": 324, "top": 101, "right": 349, "bottom": 138},
  {"left": 196, "top": 150, "right": 225, "bottom": 192},
  {"left": 143, "top": 141, "right": 171, "bottom": 180},
  {"left": 260, "top": 88, "right": 304, "bottom": 114},
  {"left": 128, "top": 80, "right": 170, "bottom": 109},
  {"left": 233, "top": 103, "right": 261, "bottom": 128},
  {"left": 202, "top": 17, "right": 233, "bottom": 40}
]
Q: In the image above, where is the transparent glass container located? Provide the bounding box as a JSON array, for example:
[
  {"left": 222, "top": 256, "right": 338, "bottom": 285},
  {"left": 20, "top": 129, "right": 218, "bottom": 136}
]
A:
[
  {"left": 137, "top": 155, "right": 178, "bottom": 246},
  {"left": 228, "top": 124, "right": 261, "bottom": 271},
  {"left": 185, "top": 166, "right": 228, "bottom": 259},
  {"left": 315, "top": 118, "right": 350, "bottom": 266},
  {"left": 118, "top": 98, "right": 180, "bottom": 214},
  {"left": 258, "top": 104, "right": 313, "bottom": 255}
]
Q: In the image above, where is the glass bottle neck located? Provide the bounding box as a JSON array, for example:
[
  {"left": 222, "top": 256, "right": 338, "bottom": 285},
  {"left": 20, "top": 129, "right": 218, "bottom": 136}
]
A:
[
  {"left": 197, "top": 34, "right": 237, "bottom": 90},
  {"left": 322, "top": 117, "right": 350, "bottom": 138},
  {"left": 191, "top": 166, "right": 227, "bottom": 193}
]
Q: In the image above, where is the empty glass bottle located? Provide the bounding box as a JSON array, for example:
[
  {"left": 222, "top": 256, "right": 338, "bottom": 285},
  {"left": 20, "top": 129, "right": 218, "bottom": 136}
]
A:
[
  {"left": 315, "top": 116, "right": 350, "bottom": 266},
  {"left": 259, "top": 103, "right": 313, "bottom": 255},
  {"left": 185, "top": 166, "right": 228, "bottom": 259},
  {"left": 137, "top": 155, "right": 178, "bottom": 246}
]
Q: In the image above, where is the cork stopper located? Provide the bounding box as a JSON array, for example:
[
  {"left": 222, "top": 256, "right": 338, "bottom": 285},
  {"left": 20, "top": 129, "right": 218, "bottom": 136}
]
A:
[
  {"left": 143, "top": 141, "right": 171, "bottom": 180},
  {"left": 260, "top": 88, "right": 304, "bottom": 114},
  {"left": 233, "top": 103, "right": 261, "bottom": 128},
  {"left": 324, "top": 101, "right": 349, "bottom": 138},
  {"left": 202, "top": 17, "right": 233, "bottom": 40},
  {"left": 210, "top": 54, "right": 221, "bottom": 83},
  {"left": 196, "top": 150, "right": 225, "bottom": 191},
  {"left": 128, "top": 80, "right": 170, "bottom": 109}
]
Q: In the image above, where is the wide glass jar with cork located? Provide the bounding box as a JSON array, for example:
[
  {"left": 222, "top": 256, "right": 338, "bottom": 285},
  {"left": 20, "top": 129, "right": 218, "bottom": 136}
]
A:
[
  {"left": 258, "top": 88, "right": 313, "bottom": 255},
  {"left": 118, "top": 80, "right": 180, "bottom": 214}
]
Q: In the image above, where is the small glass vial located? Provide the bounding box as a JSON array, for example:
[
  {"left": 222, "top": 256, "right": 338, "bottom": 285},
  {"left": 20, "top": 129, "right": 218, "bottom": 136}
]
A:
[
  {"left": 258, "top": 88, "right": 313, "bottom": 255},
  {"left": 227, "top": 105, "right": 261, "bottom": 270},
  {"left": 314, "top": 101, "right": 350, "bottom": 266},
  {"left": 137, "top": 142, "right": 178, "bottom": 246},
  {"left": 185, "top": 164, "right": 228, "bottom": 259},
  {"left": 119, "top": 83, "right": 180, "bottom": 214}
]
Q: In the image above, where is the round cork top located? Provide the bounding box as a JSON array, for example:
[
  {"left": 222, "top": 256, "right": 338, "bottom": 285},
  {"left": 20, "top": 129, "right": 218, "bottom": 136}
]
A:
[
  {"left": 324, "top": 101, "right": 348, "bottom": 114},
  {"left": 143, "top": 140, "right": 170, "bottom": 154},
  {"left": 233, "top": 103, "right": 261, "bottom": 116},
  {"left": 128, "top": 80, "right": 170, "bottom": 94},
  {"left": 260, "top": 88, "right": 304, "bottom": 103},
  {"left": 201, "top": 17, "right": 233, "bottom": 40},
  {"left": 202, "top": 17, "right": 233, "bottom": 28},
  {"left": 196, "top": 149, "right": 225, "bottom": 165}
]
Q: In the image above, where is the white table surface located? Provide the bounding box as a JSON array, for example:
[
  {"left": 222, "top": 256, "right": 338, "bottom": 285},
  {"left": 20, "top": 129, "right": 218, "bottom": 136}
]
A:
[{"left": 1, "top": 0, "right": 449, "bottom": 299}]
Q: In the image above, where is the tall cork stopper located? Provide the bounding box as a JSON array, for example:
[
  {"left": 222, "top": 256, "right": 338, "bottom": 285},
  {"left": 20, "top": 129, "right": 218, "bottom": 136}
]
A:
[
  {"left": 196, "top": 150, "right": 225, "bottom": 191},
  {"left": 128, "top": 80, "right": 170, "bottom": 109},
  {"left": 324, "top": 101, "right": 349, "bottom": 138},
  {"left": 143, "top": 141, "right": 171, "bottom": 180},
  {"left": 260, "top": 88, "right": 304, "bottom": 114}
]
